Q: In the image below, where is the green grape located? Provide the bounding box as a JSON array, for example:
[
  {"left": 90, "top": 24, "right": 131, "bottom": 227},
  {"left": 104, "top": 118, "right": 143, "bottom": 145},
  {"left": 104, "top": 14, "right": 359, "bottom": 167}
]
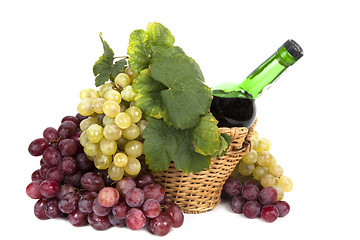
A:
[
  {"left": 103, "top": 124, "right": 122, "bottom": 141},
  {"left": 94, "top": 153, "right": 112, "bottom": 170},
  {"left": 80, "top": 117, "right": 98, "bottom": 131},
  {"left": 115, "top": 73, "right": 131, "bottom": 88},
  {"left": 253, "top": 165, "right": 268, "bottom": 181},
  {"left": 137, "top": 120, "right": 148, "bottom": 137},
  {"left": 115, "top": 112, "right": 132, "bottom": 129},
  {"left": 84, "top": 142, "right": 100, "bottom": 157},
  {"left": 116, "top": 137, "right": 128, "bottom": 150},
  {"left": 278, "top": 176, "right": 293, "bottom": 192},
  {"left": 257, "top": 151, "right": 274, "bottom": 167},
  {"left": 99, "top": 83, "right": 114, "bottom": 97},
  {"left": 80, "top": 131, "right": 89, "bottom": 147},
  {"left": 100, "top": 138, "right": 117, "bottom": 156},
  {"left": 103, "top": 116, "right": 115, "bottom": 126},
  {"left": 125, "top": 106, "right": 142, "bottom": 123},
  {"left": 272, "top": 183, "right": 284, "bottom": 201},
  {"left": 254, "top": 138, "right": 271, "bottom": 152},
  {"left": 92, "top": 98, "right": 106, "bottom": 114},
  {"left": 242, "top": 150, "right": 258, "bottom": 164},
  {"left": 124, "top": 156, "right": 141, "bottom": 176},
  {"left": 103, "top": 100, "right": 120, "bottom": 118},
  {"left": 113, "top": 152, "right": 128, "bottom": 167},
  {"left": 261, "top": 174, "right": 276, "bottom": 188},
  {"left": 80, "top": 88, "right": 99, "bottom": 100},
  {"left": 269, "top": 164, "right": 283, "bottom": 178},
  {"left": 121, "top": 85, "right": 136, "bottom": 102},
  {"left": 125, "top": 66, "right": 136, "bottom": 81},
  {"left": 238, "top": 161, "right": 255, "bottom": 176},
  {"left": 251, "top": 138, "right": 259, "bottom": 150},
  {"left": 86, "top": 124, "right": 104, "bottom": 143},
  {"left": 104, "top": 90, "right": 122, "bottom": 104},
  {"left": 77, "top": 98, "right": 94, "bottom": 116},
  {"left": 252, "top": 130, "right": 259, "bottom": 140},
  {"left": 108, "top": 162, "right": 124, "bottom": 181},
  {"left": 124, "top": 140, "right": 143, "bottom": 158},
  {"left": 122, "top": 124, "right": 140, "bottom": 140}
]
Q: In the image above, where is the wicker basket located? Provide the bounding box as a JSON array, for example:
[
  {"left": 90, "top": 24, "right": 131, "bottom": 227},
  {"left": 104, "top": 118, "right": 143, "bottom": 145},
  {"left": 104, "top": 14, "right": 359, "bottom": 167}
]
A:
[{"left": 149, "top": 120, "right": 257, "bottom": 214}]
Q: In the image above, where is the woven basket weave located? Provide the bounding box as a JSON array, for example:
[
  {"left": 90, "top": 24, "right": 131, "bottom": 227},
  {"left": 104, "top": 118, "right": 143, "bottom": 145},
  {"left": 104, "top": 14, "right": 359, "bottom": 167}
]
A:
[{"left": 149, "top": 120, "right": 257, "bottom": 214}]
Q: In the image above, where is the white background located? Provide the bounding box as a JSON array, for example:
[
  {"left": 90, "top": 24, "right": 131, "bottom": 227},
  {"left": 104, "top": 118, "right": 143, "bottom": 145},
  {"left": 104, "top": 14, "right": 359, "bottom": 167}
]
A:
[{"left": 1, "top": 0, "right": 359, "bottom": 239}]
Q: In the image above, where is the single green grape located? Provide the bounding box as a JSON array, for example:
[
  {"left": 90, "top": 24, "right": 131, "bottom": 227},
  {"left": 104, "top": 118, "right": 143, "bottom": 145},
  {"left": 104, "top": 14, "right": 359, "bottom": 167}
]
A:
[
  {"left": 108, "top": 162, "right": 124, "bottom": 181},
  {"left": 103, "top": 124, "right": 122, "bottom": 141},
  {"left": 115, "top": 73, "right": 131, "bottom": 88},
  {"left": 84, "top": 142, "right": 100, "bottom": 157},
  {"left": 99, "top": 83, "right": 114, "bottom": 97},
  {"left": 124, "top": 156, "right": 141, "bottom": 176},
  {"left": 115, "top": 112, "right": 132, "bottom": 129},
  {"left": 92, "top": 98, "right": 106, "bottom": 114},
  {"left": 124, "top": 140, "right": 143, "bottom": 158},
  {"left": 122, "top": 124, "right": 140, "bottom": 140},
  {"left": 278, "top": 176, "right": 293, "bottom": 192},
  {"left": 94, "top": 153, "right": 112, "bottom": 170},
  {"left": 253, "top": 165, "right": 268, "bottom": 181},
  {"left": 113, "top": 152, "right": 128, "bottom": 168},
  {"left": 104, "top": 90, "right": 122, "bottom": 104},
  {"left": 80, "top": 117, "right": 98, "bottom": 131},
  {"left": 77, "top": 98, "right": 94, "bottom": 116},
  {"left": 121, "top": 85, "right": 136, "bottom": 102},
  {"left": 254, "top": 138, "right": 271, "bottom": 152},
  {"left": 86, "top": 124, "right": 104, "bottom": 143},
  {"left": 100, "top": 138, "right": 117, "bottom": 156},
  {"left": 252, "top": 130, "right": 259, "bottom": 140},
  {"left": 125, "top": 67, "right": 137, "bottom": 81},
  {"left": 125, "top": 106, "right": 142, "bottom": 123},
  {"left": 242, "top": 150, "right": 258, "bottom": 164},
  {"left": 269, "top": 164, "right": 283, "bottom": 178},
  {"left": 238, "top": 161, "right": 255, "bottom": 176},
  {"left": 257, "top": 151, "right": 274, "bottom": 167},
  {"left": 103, "top": 100, "right": 120, "bottom": 118},
  {"left": 102, "top": 116, "right": 115, "bottom": 126},
  {"left": 260, "top": 174, "right": 276, "bottom": 188},
  {"left": 80, "top": 88, "right": 99, "bottom": 100},
  {"left": 272, "top": 183, "right": 284, "bottom": 201},
  {"left": 80, "top": 131, "right": 89, "bottom": 147}
]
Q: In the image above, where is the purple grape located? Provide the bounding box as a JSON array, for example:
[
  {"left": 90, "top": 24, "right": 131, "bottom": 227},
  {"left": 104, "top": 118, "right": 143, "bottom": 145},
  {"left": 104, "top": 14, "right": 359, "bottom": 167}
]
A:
[
  {"left": 44, "top": 198, "right": 62, "bottom": 219},
  {"left": 61, "top": 116, "right": 80, "bottom": 127},
  {"left": 142, "top": 199, "right": 161, "bottom": 218},
  {"left": 230, "top": 196, "right": 246, "bottom": 214},
  {"left": 43, "top": 127, "right": 60, "bottom": 143},
  {"left": 243, "top": 179, "right": 260, "bottom": 187},
  {"left": 242, "top": 185, "right": 260, "bottom": 201},
  {"left": 58, "top": 139, "right": 78, "bottom": 157},
  {"left": 261, "top": 205, "right": 279, "bottom": 223},
  {"left": 42, "top": 146, "right": 62, "bottom": 166},
  {"left": 26, "top": 181, "right": 42, "bottom": 199},
  {"left": 58, "top": 192, "right": 79, "bottom": 214},
  {"left": 273, "top": 201, "right": 290, "bottom": 217},
  {"left": 31, "top": 169, "right": 43, "bottom": 181},
  {"left": 75, "top": 153, "right": 94, "bottom": 172},
  {"left": 163, "top": 202, "right": 184, "bottom": 228},
  {"left": 88, "top": 212, "right": 111, "bottom": 231},
  {"left": 243, "top": 201, "right": 261, "bottom": 219},
  {"left": 116, "top": 177, "right": 136, "bottom": 198},
  {"left": 68, "top": 208, "right": 88, "bottom": 227},
  {"left": 259, "top": 187, "right": 277, "bottom": 205},
  {"left": 78, "top": 191, "right": 97, "bottom": 213},
  {"left": 92, "top": 198, "right": 111, "bottom": 216},
  {"left": 81, "top": 172, "right": 105, "bottom": 192},
  {"left": 126, "top": 188, "right": 145, "bottom": 208},
  {"left": 98, "top": 187, "right": 119, "bottom": 208},
  {"left": 57, "top": 184, "right": 76, "bottom": 199},
  {"left": 71, "top": 131, "right": 82, "bottom": 147},
  {"left": 39, "top": 179, "right": 59, "bottom": 198},
  {"left": 39, "top": 164, "right": 51, "bottom": 179},
  {"left": 76, "top": 113, "right": 88, "bottom": 122},
  {"left": 29, "top": 138, "right": 49, "bottom": 156},
  {"left": 135, "top": 172, "right": 155, "bottom": 189},
  {"left": 64, "top": 172, "right": 83, "bottom": 188},
  {"left": 223, "top": 178, "right": 242, "bottom": 197},
  {"left": 108, "top": 212, "right": 126, "bottom": 227},
  {"left": 58, "top": 121, "right": 77, "bottom": 138},
  {"left": 46, "top": 167, "right": 64, "bottom": 182},
  {"left": 149, "top": 212, "right": 173, "bottom": 236},
  {"left": 143, "top": 183, "right": 165, "bottom": 202},
  {"left": 126, "top": 208, "right": 146, "bottom": 231},
  {"left": 112, "top": 199, "right": 130, "bottom": 220},
  {"left": 34, "top": 198, "right": 49, "bottom": 220},
  {"left": 59, "top": 156, "right": 77, "bottom": 175}
]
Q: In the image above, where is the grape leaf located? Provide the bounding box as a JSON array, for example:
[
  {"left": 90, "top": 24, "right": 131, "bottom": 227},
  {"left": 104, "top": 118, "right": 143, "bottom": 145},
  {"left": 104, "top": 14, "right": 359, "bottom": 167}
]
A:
[
  {"left": 212, "top": 133, "right": 233, "bottom": 158},
  {"left": 127, "top": 22, "right": 175, "bottom": 74},
  {"left": 143, "top": 117, "right": 211, "bottom": 174},
  {"left": 93, "top": 33, "right": 126, "bottom": 87},
  {"left": 192, "top": 112, "right": 221, "bottom": 156},
  {"left": 150, "top": 53, "right": 212, "bottom": 129}
]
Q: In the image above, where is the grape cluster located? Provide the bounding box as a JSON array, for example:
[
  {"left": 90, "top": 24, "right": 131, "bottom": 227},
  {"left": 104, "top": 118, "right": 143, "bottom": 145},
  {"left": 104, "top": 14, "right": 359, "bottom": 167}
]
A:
[
  {"left": 222, "top": 177, "right": 290, "bottom": 223},
  {"left": 234, "top": 131, "right": 293, "bottom": 200},
  {"left": 26, "top": 114, "right": 184, "bottom": 235},
  {"left": 77, "top": 68, "right": 147, "bottom": 181}
]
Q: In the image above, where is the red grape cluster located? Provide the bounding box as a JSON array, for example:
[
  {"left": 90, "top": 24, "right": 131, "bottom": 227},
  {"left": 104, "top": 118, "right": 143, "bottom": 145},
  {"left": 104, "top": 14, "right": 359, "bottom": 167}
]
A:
[
  {"left": 222, "top": 177, "right": 290, "bottom": 222},
  {"left": 26, "top": 114, "right": 184, "bottom": 236}
]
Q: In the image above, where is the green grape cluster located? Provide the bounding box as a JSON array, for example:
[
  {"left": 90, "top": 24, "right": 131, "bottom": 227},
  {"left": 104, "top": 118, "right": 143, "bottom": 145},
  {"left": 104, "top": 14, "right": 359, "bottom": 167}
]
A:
[
  {"left": 234, "top": 131, "right": 293, "bottom": 201},
  {"left": 77, "top": 67, "right": 147, "bottom": 181}
]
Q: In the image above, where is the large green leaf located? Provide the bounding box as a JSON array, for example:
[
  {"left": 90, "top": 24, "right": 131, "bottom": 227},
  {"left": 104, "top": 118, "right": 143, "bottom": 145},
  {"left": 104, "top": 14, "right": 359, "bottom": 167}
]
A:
[
  {"left": 143, "top": 118, "right": 211, "bottom": 174},
  {"left": 150, "top": 54, "right": 212, "bottom": 129},
  {"left": 192, "top": 112, "right": 221, "bottom": 156}
]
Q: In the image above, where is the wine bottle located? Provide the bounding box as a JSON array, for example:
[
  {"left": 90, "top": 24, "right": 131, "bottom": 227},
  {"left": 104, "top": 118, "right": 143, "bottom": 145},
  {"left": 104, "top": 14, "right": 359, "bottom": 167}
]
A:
[{"left": 210, "top": 39, "right": 303, "bottom": 128}]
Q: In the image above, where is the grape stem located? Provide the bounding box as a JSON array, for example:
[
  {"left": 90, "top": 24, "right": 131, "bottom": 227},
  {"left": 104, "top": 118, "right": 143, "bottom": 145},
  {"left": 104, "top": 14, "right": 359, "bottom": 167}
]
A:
[{"left": 114, "top": 56, "right": 129, "bottom": 59}]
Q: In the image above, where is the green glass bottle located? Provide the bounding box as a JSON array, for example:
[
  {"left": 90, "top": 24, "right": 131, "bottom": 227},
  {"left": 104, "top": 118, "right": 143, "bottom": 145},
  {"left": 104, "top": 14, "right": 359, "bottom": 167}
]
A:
[{"left": 210, "top": 39, "right": 303, "bottom": 128}]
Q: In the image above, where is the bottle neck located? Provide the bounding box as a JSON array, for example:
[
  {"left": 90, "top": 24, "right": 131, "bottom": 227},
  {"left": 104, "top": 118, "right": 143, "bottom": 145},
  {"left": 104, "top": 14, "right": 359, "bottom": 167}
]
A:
[{"left": 211, "top": 40, "right": 302, "bottom": 99}]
